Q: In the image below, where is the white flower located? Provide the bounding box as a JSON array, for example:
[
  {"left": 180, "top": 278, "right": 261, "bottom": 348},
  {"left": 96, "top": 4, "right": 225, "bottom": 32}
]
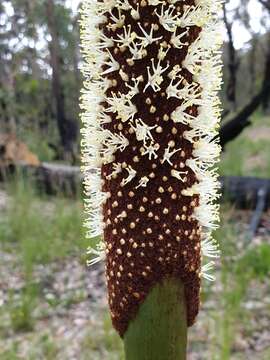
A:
[
  {"left": 126, "top": 77, "right": 141, "bottom": 98},
  {"left": 131, "top": 118, "right": 157, "bottom": 145},
  {"left": 100, "top": 131, "right": 129, "bottom": 163},
  {"left": 128, "top": 40, "right": 145, "bottom": 60},
  {"left": 95, "top": 0, "right": 117, "bottom": 15},
  {"left": 171, "top": 100, "right": 196, "bottom": 125},
  {"left": 202, "top": 236, "right": 220, "bottom": 259},
  {"left": 170, "top": 28, "right": 189, "bottom": 48},
  {"left": 142, "top": 142, "right": 159, "bottom": 160},
  {"left": 136, "top": 176, "right": 149, "bottom": 188},
  {"left": 201, "top": 261, "right": 216, "bottom": 281},
  {"left": 121, "top": 165, "right": 137, "bottom": 186},
  {"left": 144, "top": 58, "right": 169, "bottom": 92},
  {"left": 103, "top": 130, "right": 129, "bottom": 152},
  {"left": 86, "top": 242, "right": 105, "bottom": 266},
  {"left": 161, "top": 144, "right": 182, "bottom": 165},
  {"left": 167, "top": 77, "right": 200, "bottom": 102},
  {"left": 109, "top": 8, "right": 125, "bottom": 28},
  {"left": 192, "top": 138, "right": 221, "bottom": 167},
  {"left": 106, "top": 92, "right": 137, "bottom": 122},
  {"left": 149, "top": 0, "right": 165, "bottom": 5},
  {"left": 157, "top": 44, "right": 170, "bottom": 61},
  {"left": 155, "top": 5, "right": 178, "bottom": 32},
  {"left": 137, "top": 23, "right": 163, "bottom": 47},
  {"left": 97, "top": 32, "right": 114, "bottom": 49},
  {"left": 116, "top": 0, "right": 132, "bottom": 11},
  {"left": 106, "top": 162, "right": 122, "bottom": 179},
  {"left": 102, "top": 50, "right": 120, "bottom": 75},
  {"left": 171, "top": 169, "right": 188, "bottom": 182},
  {"left": 194, "top": 201, "right": 220, "bottom": 230},
  {"left": 114, "top": 25, "right": 136, "bottom": 48},
  {"left": 177, "top": 4, "right": 210, "bottom": 28}
]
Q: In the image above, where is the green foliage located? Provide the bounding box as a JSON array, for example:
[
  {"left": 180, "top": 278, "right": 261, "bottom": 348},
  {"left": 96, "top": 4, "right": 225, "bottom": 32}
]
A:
[
  {"left": 209, "top": 208, "right": 270, "bottom": 360},
  {"left": 9, "top": 283, "right": 39, "bottom": 333},
  {"left": 81, "top": 314, "right": 125, "bottom": 360},
  {"left": 237, "top": 244, "right": 270, "bottom": 280},
  {"left": 0, "top": 178, "right": 87, "bottom": 272}
]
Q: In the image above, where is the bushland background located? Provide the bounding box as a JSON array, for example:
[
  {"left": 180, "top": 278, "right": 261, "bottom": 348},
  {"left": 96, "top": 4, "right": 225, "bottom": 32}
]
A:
[{"left": 0, "top": 0, "right": 270, "bottom": 359}]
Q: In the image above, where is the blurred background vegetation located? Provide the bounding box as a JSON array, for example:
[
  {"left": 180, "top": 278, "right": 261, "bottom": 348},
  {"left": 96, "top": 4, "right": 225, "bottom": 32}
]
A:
[{"left": 0, "top": 0, "right": 270, "bottom": 359}]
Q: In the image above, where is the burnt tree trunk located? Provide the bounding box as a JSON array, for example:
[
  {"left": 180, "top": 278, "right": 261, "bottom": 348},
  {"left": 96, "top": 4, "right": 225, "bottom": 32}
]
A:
[
  {"left": 223, "top": 2, "right": 238, "bottom": 109},
  {"left": 218, "top": 82, "right": 270, "bottom": 149},
  {"left": 46, "top": 0, "right": 77, "bottom": 162},
  {"left": 261, "top": 34, "right": 270, "bottom": 112}
]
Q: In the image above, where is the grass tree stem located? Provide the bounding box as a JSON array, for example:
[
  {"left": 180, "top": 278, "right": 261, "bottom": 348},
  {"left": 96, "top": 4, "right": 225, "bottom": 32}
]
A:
[{"left": 124, "top": 278, "right": 187, "bottom": 360}]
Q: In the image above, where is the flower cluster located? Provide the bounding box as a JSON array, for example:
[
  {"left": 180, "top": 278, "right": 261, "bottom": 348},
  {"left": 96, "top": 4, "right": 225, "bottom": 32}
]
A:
[{"left": 80, "top": 0, "right": 222, "bottom": 336}]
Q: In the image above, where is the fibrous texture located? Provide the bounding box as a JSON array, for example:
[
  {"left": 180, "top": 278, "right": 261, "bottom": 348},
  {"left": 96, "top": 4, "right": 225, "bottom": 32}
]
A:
[{"left": 80, "top": 0, "right": 223, "bottom": 337}]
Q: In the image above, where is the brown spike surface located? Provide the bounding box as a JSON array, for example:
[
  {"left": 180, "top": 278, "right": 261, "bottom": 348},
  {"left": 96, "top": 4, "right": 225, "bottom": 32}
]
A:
[{"left": 101, "top": 0, "right": 202, "bottom": 337}]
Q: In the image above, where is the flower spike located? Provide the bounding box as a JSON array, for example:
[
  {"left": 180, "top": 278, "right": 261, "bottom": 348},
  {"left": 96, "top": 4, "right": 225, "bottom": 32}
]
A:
[{"left": 81, "top": 0, "right": 223, "bottom": 338}]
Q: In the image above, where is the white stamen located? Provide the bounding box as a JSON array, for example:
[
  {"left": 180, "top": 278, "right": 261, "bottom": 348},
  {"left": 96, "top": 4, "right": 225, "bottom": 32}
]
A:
[
  {"left": 158, "top": 44, "right": 170, "bottom": 61},
  {"left": 102, "top": 50, "right": 120, "bottom": 75},
  {"left": 162, "top": 144, "right": 182, "bottom": 165},
  {"left": 131, "top": 118, "right": 157, "bottom": 145},
  {"left": 86, "top": 242, "right": 105, "bottom": 266},
  {"left": 171, "top": 101, "right": 196, "bottom": 125},
  {"left": 201, "top": 261, "right": 216, "bottom": 281},
  {"left": 106, "top": 92, "right": 137, "bottom": 122},
  {"left": 171, "top": 169, "right": 188, "bottom": 181},
  {"left": 155, "top": 5, "right": 178, "bottom": 32},
  {"left": 170, "top": 28, "right": 189, "bottom": 48},
  {"left": 121, "top": 165, "right": 137, "bottom": 186},
  {"left": 142, "top": 142, "right": 159, "bottom": 160},
  {"left": 109, "top": 8, "right": 125, "bottom": 28},
  {"left": 137, "top": 23, "right": 163, "bottom": 47},
  {"left": 106, "top": 162, "right": 122, "bottom": 180},
  {"left": 114, "top": 25, "right": 136, "bottom": 48},
  {"left": 202, "top": 236, "right": 220, "bottom": 258},
  {"left": 144, "top": 58, "right": 169, "bottom": 92},
  {"left": 136, "top": 176, "right": 149, "bottom": 188}
]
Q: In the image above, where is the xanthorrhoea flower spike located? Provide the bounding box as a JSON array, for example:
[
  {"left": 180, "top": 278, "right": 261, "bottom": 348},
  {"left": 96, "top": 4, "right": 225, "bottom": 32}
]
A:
[{"left": 80, "top": 0, "right": 223, "bottom": 339}]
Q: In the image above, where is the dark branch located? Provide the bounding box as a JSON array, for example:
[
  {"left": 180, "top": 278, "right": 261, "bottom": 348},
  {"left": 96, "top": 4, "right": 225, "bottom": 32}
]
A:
[
  {"left": 218, "top": 82, "right": 270, "bottom": 149},
  {"left": 258, "top": 0, "right": 270, "bottom": 12},
  {"left": 223, "top": 2, "right": 239, "bottom": 106}
]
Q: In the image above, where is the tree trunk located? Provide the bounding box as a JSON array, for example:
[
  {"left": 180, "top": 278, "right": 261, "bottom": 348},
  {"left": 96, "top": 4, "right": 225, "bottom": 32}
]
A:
[
  {"left": 46, "top": 0, "right": 77, "bottom": 162},
  {"left": 261, "top": 34, "right": 270, "bottom": 112},
  {"left": 218, "top": 81, "right": 270, "bottom": 149},
  {"left": 124, "top": 278, "right": 187, "bottom": 360},
  {"left": 223, "top": 3, "right": 238, "bottom": 109}
]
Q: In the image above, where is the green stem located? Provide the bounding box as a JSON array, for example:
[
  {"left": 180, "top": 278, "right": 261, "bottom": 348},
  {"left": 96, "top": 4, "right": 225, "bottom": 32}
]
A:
[{"left": 124, "top": 278, "right": 187, "bottom": 360}]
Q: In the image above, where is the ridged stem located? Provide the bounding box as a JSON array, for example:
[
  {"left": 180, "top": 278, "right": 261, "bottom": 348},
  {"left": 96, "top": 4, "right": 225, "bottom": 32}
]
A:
[{"left": 124, "top": 277, "right": 187, "bottom": 360}]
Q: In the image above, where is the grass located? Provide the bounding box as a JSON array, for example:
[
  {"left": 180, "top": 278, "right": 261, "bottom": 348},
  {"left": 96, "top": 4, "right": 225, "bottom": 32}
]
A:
[
  {"left": 81, "top": 314, "right": 125, "bottom": 360},
  {"left": 0, "top": 177, "right": 89, "bottom": 272},
  {"left": 0, "top": 177, "right": 94, "bottom": 343}
]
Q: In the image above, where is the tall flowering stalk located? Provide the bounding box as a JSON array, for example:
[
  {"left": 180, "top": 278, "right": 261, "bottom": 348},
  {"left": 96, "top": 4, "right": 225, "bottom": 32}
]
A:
[{"left": 80, "top": 0, "right": 222, "bottom": 357}]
